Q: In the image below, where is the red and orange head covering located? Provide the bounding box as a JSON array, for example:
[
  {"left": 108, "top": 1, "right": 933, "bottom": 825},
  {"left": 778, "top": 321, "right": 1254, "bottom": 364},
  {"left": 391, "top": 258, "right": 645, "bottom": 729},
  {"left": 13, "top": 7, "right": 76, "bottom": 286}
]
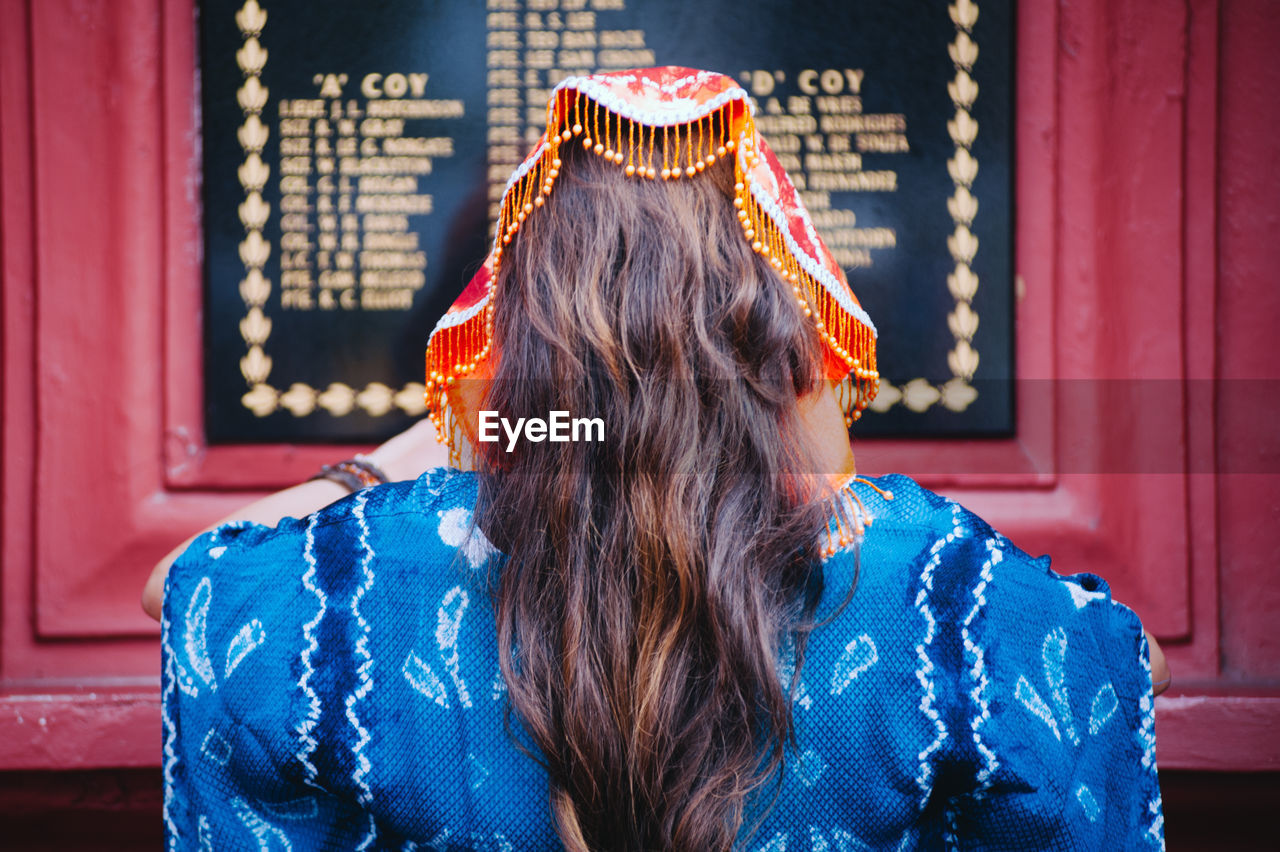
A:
[{"left": 425, "top": 67, "right": 879, "bottom": 458}]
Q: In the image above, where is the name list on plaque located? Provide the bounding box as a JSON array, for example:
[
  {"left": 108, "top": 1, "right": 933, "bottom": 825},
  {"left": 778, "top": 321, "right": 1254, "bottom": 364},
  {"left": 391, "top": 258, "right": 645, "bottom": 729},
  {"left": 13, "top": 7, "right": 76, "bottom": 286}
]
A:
[{"left": 202, "top": 0, "right": 1012, "bottom": 442}]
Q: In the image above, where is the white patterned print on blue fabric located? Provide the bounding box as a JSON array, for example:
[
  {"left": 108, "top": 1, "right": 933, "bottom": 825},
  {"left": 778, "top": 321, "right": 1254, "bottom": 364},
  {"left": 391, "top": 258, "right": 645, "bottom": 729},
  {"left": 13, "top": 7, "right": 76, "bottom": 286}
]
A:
[
  {"left": 467, "top": 752, "right": 491, "bottom": 791},
  {"left": 792, "top": 748, "right": 828, "bottom": 787},
  {"left": 491, "top": 668, "right": 507, "bottom": 701},
  {"left": 436, "top": 506, "right": 498, "bottom": 570},
  {"left": 171, "top": 655, "right": 199, "bottom": 698},
  {"left": 1138, "top": 649, "right": 1157, "bottom": 774},
  {"left": 201, "top": 728, "right": 232, "bottom": 765},
  {"left": 778, "top": 635, "right": 813, "bottom": 710},
  {"left": 161, "top": 606, "right": 181, "bottom": 850},
  {"left": 942, "top": 802, "right": 959, "bottom": 848},
  {"left": 347, "top": 489, "right": 377, "bottom": 850},
  {"left": 198, "top": 814, "right": 213, "bottom": 851},
  {"left": 1075, "top": 782, "right": 1101, "bottom": 822},
  {"left": 437, "top": 586, "right": 473, "bottom": 708},
  {"left": 208, "top": 545, "right": 227, "bottom": 559},
  {"left": 356, "top": 812, "right": 377, "bottom": 852},
  {"left": 404, "top": 651, "right": 450, "bottom": 707},
  {"left": 830, "top": 634, "right": 878, "bottom": 695},
  {"left": 1089, "top": 683, "right": 1118, "bottom": 734},
  {"left": 1066, "top": 580, "right": 1107, "bottom": 610},
  {"left": 225, "top": 619, "right": 266, "bottom": 679},
  {"left": 1019, "top": 629, "right": 1131, "bottom": 751},
  {"left": 1136, "top": 632, "right": 1163, "bottom": 845},
  {"left": 419, "top": 466, "right": 452, "bottom": 499},
  {"left": 914, "top": 503, "right": 964, "bottom": 808},
  {"left": 232, "top": 796, "right": 293, "bottom": 851},
  {"left": 1147, "top": 793, "right": 1164, "bottom": 846},
  {"left": 295, "top": 513, "right": 327, "bottom": 789},
  {"left": 425, "top": 834, "right": 515, "bottom": 852},
  {"left": 1014, "top": 675, "right": 1062, "bottom": 741},
  {"left": 1042, "top": 627, "right": 1080, "bottom": 746},
  {"left": 753, "top": 831, "right": 787, "bottom": 852},
  {"left": 809, "top": 827, "right": 874, "bottom": 852},
  {"left": 454, "top": 833, "right": 515, "bottom": 852},
  {"left": 962, "top": 538, "right": 1001, "bottom": 797},
  {"left": 185, "top": 577, "right": 217, "bottom": 692},
  {"left": 1015, "top": 623, "right": 1164, "bottom": 844}
]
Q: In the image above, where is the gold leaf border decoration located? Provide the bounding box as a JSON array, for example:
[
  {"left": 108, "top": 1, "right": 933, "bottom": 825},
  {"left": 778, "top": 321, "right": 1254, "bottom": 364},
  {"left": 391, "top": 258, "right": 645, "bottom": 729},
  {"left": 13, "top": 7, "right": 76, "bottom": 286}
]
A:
[
  {"left": 943, "top": 0, "right": 981, "bottom": 393},
  {"left": 317, "top": 383, "right": 357, "bottom": 417},
  {"left": 231, "top": 0, "right": 430, "bottom": 423},
  {"left": 235, "top": 0, "right": 276, "bottom": 414},
  {"left": 872, "top": 0, "right": 981, "bottom": 415}
]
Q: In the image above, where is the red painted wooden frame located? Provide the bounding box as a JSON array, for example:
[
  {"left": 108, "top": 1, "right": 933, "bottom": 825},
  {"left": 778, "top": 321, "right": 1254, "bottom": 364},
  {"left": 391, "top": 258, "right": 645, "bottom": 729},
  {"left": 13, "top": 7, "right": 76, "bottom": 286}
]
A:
[{"left": 1, "top": 0, "right": 1276, "bottom": 771}]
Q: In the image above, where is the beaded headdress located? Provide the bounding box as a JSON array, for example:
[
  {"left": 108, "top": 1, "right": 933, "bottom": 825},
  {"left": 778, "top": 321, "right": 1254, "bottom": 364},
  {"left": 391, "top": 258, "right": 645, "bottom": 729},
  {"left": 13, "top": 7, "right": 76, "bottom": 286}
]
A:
[{"left": 424, "top": 67, "right": 879, "bottom": 460}]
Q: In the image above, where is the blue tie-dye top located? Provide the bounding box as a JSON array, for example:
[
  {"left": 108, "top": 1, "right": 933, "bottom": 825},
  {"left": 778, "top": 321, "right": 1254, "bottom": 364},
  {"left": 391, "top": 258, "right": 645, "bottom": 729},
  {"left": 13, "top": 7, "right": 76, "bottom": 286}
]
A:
[{"left": 161, "top": 469, "right": 1165, "bottom": 851}]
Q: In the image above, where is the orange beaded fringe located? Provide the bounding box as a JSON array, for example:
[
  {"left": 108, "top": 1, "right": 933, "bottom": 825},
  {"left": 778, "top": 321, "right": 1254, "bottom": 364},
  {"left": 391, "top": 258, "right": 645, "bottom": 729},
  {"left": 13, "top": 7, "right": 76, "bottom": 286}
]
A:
[
  {"left": 819, "top": 475, "right": 895, "bottom": 558},
  {"left": 425, "top": 90, "right": 879, "bottom": 449}
]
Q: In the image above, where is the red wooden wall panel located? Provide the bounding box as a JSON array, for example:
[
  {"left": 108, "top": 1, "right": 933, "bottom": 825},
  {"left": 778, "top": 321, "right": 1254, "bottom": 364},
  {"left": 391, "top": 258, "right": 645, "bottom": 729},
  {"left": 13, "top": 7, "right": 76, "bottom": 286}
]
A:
[
  {"left": 1215, "top": 0, "right": 1280, "bottom": 683},
  {"left": 1, "top": 0, "right": 1277, "bottom": 784},
  {"left": 17, "top": 0, "right": 246, "bottom": 652}
]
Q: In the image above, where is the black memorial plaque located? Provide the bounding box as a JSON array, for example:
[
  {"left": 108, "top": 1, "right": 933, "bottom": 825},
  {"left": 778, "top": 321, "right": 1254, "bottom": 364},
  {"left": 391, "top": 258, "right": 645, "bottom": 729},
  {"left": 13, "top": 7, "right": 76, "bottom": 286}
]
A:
[{"left": 201, "top": 0, "right": 1013, "bottom": 442}]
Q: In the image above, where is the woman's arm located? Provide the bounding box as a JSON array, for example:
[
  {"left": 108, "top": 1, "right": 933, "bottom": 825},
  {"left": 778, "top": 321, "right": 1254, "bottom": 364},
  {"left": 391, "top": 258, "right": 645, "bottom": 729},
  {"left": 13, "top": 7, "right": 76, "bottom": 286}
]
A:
[
  {"left": 945, "top": 545, "right": 1168, "bottom": 847},
  {"left": 141, "top": 420, "right": 448, "bottom": 621},
  {"left": 141, "top": 478, "right": 345, "bottom": 621},
  {"left": 1147, "top": 629, "right": 1171, "bottom": 695},
  {"left": 800, "top": 380, "right": 1175, "bottom": 696}
]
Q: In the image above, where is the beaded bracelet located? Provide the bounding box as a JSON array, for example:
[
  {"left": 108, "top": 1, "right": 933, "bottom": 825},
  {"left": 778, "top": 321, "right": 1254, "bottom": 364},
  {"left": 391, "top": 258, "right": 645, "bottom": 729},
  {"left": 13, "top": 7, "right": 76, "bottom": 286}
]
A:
[{"left": 309, "top": 456, "right": 389, "bottom": 493}]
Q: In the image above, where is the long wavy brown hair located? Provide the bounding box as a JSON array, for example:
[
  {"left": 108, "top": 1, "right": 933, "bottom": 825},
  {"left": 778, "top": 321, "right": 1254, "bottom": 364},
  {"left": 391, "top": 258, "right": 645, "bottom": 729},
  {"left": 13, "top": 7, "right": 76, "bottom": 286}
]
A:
[{"left": 477, "top": 140, "right": 834, "bottom": 851}]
